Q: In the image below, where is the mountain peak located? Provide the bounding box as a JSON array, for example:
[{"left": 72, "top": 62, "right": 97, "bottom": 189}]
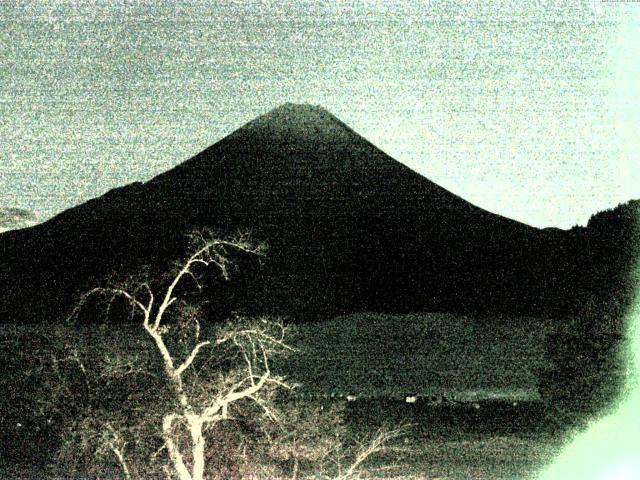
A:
[
  {"left": 230, "top": 103, "right": 354, "bottom": 145},
  {"left": 258, "top": 102, "right": 341, "bottom": 126},
  {"left": 273, "top": 102, "right": 329, "bottom": 114}
]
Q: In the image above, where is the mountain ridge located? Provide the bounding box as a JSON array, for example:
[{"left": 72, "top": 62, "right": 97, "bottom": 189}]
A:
[{"left": 0, "top": 104, "right": 637, "bottom": 324}]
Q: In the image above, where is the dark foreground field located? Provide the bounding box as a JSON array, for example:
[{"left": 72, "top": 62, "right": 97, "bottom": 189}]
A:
[
  {"left": 340, "top": 399, "right": 574, "bottom": 479},
  {"left": 0, "top": 313, "right": 576, "bottom": 479},
  {"left": 0, "top": 399, "right": 574, "bottom": 480}
]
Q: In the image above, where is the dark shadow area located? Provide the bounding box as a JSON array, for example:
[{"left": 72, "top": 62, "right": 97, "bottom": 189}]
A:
[{"left": 1, "top": 105, "right": 638, "bottom": 326}]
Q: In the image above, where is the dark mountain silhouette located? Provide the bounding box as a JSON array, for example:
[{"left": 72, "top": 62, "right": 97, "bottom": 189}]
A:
[{"left": 0, "top": 103, "right": 638, "bottom": 324}]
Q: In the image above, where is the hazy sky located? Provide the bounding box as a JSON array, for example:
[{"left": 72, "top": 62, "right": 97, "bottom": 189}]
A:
[{"left": 1, "top": 0, "right": 639, "bottom": 229}]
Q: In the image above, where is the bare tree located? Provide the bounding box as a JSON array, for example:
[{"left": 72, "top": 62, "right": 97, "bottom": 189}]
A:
[
  {"left": 331, "top": 426, "right": 409, "bottom": 480},
  {"left": 69, "top": 232, "right": 292, "bottom": 480},
  {"left": 265, "top": 399, "right": 410, "bottom": 480},
  {"left": 57, "top": 231, "right": 412, "bottom": 479}
]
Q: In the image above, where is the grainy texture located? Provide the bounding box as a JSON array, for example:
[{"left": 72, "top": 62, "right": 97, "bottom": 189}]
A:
[{"left": 1, "top": 1, "right": 638, "bottom": 229}]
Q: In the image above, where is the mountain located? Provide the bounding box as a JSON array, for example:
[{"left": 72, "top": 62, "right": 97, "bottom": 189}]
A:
[
  {"left": 0, "top": 208, "right": 39, "bottom": 233},
  {"left": 0, "top": 104, "right": 637, "bottom": 324}
]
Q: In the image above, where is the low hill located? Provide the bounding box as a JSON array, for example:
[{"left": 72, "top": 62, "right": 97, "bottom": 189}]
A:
[{"left": 278, "top": 312, "right": 551, "bottom": 402}]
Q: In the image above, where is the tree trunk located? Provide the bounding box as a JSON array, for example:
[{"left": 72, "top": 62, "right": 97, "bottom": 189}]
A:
[
  {"left": 163, "top": 414, "right": 193, "bottom": 480},
  {"left": 190, "top": 418, "right": 206, "bottom": 480},
  {"left": 292, "top": 456, "right": 299, "bottom": 480}
]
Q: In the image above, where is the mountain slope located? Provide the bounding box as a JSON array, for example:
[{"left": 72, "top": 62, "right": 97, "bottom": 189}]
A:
[{"left": 0, "top": 104, "right": 636, "bottom": 323}]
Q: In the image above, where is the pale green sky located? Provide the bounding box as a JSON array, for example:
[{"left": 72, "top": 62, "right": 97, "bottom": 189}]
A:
[{"left": 1, "top": 1, "right": 639, "bottom": 229}]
